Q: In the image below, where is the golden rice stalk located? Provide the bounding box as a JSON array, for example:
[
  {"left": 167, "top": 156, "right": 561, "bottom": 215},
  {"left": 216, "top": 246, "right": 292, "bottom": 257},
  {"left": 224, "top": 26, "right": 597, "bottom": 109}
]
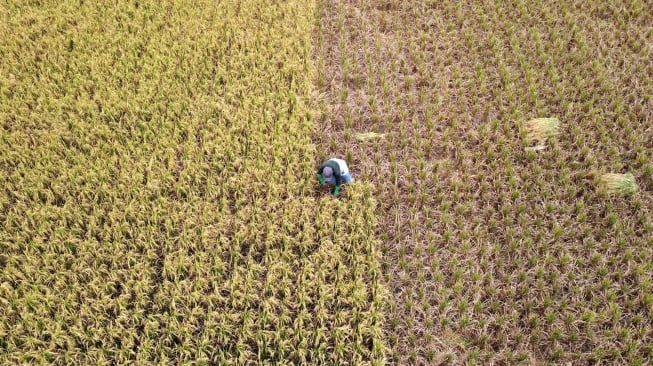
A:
[
  {"left": 524, "top": 144, "right": 547, "bottom": 152},
  {"left": 355, "top": 132, "right": 386, "bottom": 142},
  {"left": 525, "top": 117, "right": 560, "bottom": 144},
  {"left": 600, "top": 173, "right": 637, "bottom": 196}
]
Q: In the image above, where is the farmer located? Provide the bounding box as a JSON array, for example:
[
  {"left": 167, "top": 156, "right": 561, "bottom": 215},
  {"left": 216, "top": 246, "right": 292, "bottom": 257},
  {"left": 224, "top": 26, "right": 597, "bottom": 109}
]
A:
[{"left": 317, "top": 158, "right": 354, "bottom": 196}]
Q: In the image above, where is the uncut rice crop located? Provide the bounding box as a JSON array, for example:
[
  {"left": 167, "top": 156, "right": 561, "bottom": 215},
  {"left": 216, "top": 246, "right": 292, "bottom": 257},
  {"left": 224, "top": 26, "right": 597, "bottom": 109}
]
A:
[
  {"left": 0, "top": 1, "right": 386, "bottom": 364},
  {"left": 315, "top": 0, "right": 652, "bottom": 364}
]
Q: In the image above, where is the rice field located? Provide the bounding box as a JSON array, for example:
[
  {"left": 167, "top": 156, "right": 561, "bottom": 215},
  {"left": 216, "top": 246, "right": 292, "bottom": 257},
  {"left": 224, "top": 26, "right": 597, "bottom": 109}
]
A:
[
  {"left": 1, "top": 1, "right": 384, "bottom": 364},
  {"left": 1, "top": 0, "right": 652, "bottom": 365},
  {"left": 315, "top": 0, "right": 652, "bottom": 364}
]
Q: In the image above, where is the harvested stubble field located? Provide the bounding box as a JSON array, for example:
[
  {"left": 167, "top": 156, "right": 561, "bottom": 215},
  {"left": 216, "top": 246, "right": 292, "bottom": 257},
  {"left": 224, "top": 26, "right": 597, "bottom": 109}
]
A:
[
  {"left": 315, "top": 0, "right": 652, "bottom": 364},
  {"left": 1, "top": 1, "right": 385, "bottom": 364}
]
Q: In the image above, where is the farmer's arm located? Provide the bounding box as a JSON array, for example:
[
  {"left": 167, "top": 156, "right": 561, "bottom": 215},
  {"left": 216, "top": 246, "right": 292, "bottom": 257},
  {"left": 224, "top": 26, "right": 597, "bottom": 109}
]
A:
[
  {"left": 316, "top": 165, "right": 326, "bottom": 185},
  {"left": 332, "top": 175, "right": 344, "bottom": 196},
  {"left": 333, "top": 184, "right": 341, "bottom": 196}
]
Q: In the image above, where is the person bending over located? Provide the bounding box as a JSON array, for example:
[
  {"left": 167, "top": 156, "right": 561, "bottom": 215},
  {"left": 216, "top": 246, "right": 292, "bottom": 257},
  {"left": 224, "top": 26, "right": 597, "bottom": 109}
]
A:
[{"left": 317, "top": 158, "right": 353, "bottom": 196}]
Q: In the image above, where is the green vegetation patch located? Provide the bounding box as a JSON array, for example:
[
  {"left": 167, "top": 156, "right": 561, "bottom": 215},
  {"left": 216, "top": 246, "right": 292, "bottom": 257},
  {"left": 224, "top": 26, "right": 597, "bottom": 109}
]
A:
[{"left": 0, "top": 1, "right": 385, "bottom": 364}]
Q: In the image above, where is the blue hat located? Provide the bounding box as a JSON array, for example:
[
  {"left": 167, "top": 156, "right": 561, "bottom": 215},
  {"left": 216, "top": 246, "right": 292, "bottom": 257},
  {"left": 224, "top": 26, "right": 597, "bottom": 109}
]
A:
[{"left": 323, "top": 166, "right": 333, "bottom": 178}]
